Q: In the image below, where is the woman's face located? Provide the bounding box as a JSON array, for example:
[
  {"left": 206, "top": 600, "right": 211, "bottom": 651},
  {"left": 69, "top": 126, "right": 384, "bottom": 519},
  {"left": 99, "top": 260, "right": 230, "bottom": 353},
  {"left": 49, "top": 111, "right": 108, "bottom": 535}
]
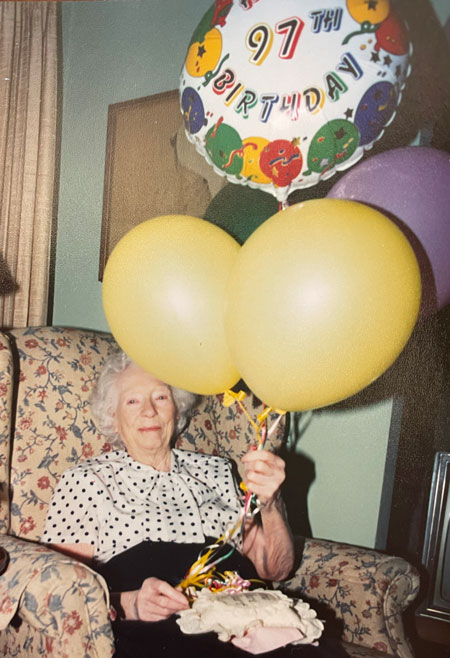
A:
[{"left": 113, "top": 363, "right": 176, "bottom": 466}]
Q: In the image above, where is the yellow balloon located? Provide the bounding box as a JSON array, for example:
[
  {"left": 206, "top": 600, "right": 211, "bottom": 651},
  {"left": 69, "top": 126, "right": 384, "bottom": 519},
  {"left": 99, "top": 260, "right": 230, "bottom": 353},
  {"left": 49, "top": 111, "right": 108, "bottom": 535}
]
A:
[
  {"left": 103, "top": 215, "right": 240, "bottom": 395},
  {"left": 225, "top": 199, "right": 421, "bottom": 411}
]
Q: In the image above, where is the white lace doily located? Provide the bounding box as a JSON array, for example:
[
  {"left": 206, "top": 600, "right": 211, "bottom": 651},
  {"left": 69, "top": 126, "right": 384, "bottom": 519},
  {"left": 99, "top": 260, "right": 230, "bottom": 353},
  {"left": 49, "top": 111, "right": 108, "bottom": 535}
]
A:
[{"left": 176, "top": 588, "right": 324, "bottom": 644}]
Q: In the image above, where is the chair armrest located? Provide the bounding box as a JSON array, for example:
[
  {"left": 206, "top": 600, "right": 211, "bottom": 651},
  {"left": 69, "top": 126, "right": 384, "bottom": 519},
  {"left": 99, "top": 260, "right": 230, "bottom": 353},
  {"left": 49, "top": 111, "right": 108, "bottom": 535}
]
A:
[
  {"left": 0, "top": 535, "right": 114, "bottom": 657},
  {"left": 0, "top": 546, "right": 8, "bottom": 574},
  {"left": 278, "top": 538, "right": 420, "bottom": 658}
]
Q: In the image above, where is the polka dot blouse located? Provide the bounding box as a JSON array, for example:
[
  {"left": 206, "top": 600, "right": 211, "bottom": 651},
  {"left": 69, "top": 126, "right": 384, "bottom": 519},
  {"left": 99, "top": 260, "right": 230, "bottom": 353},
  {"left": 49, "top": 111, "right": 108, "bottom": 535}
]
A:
[{"left": 42, "top": 449, "right": 244, "bottom": 564}]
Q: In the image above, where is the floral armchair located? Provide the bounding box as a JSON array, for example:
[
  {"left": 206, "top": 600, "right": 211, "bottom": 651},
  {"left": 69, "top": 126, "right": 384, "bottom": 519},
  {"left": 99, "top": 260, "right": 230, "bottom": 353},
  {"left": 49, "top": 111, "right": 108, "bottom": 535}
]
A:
[{"left": 0, "top": 326, "right": 419, "bottom": 657}]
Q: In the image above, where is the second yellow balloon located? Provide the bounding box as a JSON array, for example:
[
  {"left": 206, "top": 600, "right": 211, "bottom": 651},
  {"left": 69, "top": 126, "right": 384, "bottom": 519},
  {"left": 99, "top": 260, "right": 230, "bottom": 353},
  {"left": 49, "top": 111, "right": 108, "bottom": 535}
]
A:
[{"left": 225, "top": 199, "right": 421, "bottom": 411}]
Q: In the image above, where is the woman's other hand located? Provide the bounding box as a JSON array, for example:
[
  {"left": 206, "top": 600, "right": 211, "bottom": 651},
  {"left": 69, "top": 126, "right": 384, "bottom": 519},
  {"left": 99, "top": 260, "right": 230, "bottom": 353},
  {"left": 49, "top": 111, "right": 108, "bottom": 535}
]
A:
[
  {"left": 241, "top": 447, "right": 286, "bottom": 508},
  {"left": 121, "top": 577, "right": 189, "bottom": 621},
  {"left": 240, "top": 448, "right": 294, "bottom": 580}
]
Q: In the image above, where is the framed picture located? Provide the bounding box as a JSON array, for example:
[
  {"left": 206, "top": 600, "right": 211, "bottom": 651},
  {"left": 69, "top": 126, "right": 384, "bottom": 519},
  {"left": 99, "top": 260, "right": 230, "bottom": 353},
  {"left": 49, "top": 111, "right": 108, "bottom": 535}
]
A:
[
  {"left": 416, "top": 451, "right": 450, "bottom": 643},
  {"left": 99, "top": 89, "right": 225, "bottom": 280}
]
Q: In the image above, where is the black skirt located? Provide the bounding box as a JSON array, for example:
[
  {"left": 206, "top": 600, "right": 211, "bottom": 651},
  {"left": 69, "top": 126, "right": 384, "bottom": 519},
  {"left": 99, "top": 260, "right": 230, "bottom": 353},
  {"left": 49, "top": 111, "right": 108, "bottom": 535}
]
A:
[{"left": 97, "top": 540, "right": 349, "bottom": 658}]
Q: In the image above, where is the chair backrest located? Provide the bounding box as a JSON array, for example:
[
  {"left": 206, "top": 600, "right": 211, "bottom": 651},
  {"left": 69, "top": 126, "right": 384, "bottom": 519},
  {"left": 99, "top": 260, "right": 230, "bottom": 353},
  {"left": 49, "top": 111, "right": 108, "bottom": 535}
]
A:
[
  {"left": 0, "top": 333, "right": 13, "bottom": 535},
  {"left": 0, "top": 326, "right": 286, "bottom": 542}
]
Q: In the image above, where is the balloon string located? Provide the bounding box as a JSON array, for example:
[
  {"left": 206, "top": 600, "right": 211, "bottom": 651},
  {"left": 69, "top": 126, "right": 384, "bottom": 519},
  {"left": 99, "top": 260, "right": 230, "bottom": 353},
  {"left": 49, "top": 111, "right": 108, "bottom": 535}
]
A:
[
  {"left": 178, "top": 506, "right": 248, "bottom": 593},
  {"left": 179, "top": 397, "right": 286, "bottom": 596},
  {"left": 267, "top": 412, "right": 283, "bottom": 439},
  {"left": 223, "top": 389, "right": 286, "bottom": 446},
  {"left": 179, "top": 475, "right": 266, "bottom": 595},
  {"left": 236, "top": 398, "right": 262, "bottom": 442}
]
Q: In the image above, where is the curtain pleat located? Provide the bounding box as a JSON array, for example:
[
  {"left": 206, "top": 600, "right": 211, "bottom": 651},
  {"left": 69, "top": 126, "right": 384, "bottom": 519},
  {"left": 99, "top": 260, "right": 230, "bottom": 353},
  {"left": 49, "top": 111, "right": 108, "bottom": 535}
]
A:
[{"left": 0, "top": 2, "right": 58, "bottom": 328}]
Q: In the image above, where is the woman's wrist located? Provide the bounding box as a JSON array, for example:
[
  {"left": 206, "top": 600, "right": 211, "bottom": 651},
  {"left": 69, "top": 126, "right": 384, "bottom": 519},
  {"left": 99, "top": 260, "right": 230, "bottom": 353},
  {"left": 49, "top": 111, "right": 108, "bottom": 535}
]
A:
[
  {"left": 112, "top": 590, "right": 139, "bottom": 620},
  {"left": 258, "top": 490, "right": 283, "bottom": 513}
]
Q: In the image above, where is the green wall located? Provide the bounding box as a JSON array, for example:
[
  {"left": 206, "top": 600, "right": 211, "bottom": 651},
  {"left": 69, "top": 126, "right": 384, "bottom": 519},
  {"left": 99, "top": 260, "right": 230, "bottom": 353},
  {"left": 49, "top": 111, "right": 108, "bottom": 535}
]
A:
[
  {"left": 54, "top": 0, "right": 213, "bottom": 330},
  {"left": 54, "top": 0, "right": 450, "bottom": 549}
]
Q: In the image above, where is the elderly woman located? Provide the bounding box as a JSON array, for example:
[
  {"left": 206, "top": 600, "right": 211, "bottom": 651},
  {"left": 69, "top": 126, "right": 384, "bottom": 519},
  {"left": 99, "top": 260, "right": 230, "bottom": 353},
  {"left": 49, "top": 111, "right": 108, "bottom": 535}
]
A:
[{"left": 42, "top": 351, "right": 347, "bottom": 658}]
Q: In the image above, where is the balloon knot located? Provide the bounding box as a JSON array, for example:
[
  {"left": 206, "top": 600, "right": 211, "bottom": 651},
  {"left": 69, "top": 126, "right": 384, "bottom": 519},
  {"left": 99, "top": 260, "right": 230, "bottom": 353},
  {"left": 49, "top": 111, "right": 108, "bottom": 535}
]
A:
[{"left": 223, "top": 389, "right": 247, "bottom": 407}]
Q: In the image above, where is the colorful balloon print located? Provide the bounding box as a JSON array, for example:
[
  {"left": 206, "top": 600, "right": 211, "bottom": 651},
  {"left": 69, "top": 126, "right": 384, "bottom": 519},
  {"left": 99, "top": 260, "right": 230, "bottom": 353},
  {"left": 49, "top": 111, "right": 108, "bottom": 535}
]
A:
[
  {"left": 259, "top": 138, "right": 303, "bottom": 187},
  {"left": 185, "top": 28, "right": 223, "bottom": 78},
  {"left": 374, "top": 10, "right": 409, "bottom": 55},
  {"left": 180, "top": 0, "right": 411, "bottom": 202},
  {"left": 241, "top": 137, "right": 271, "bottom": 184},
  {"left": 346, "top": 0, "right": 390, "bottom": 26},
  {"left": 306, "top": 119, "right": 359, "bottom": 175},
  {"left": 181, "top": 88, "right": 206, "bottom": 134},
  {"left": 354, "top": 81, "right": 397, "bottom": 146},
  {"left": 205, "top": 120, "right": 244, "bottom": 175}
]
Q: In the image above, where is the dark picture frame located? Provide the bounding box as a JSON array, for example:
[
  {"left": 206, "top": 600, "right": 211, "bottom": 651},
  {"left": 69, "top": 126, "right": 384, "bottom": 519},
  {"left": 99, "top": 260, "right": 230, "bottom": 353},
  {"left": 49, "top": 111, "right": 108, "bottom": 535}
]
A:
[
  {"left": 99, "top": 89, "right": 220, "bottom": 280},
  {"left": 416, "top": 451, "right": 450, "bottom": 643}
]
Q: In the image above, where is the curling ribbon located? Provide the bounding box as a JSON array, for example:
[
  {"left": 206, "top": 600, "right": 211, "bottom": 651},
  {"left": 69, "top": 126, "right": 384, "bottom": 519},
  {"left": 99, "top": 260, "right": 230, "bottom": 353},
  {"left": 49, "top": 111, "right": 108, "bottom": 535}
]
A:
[{"left": 178, "top": 393, "right": 287, "bottom": 596}]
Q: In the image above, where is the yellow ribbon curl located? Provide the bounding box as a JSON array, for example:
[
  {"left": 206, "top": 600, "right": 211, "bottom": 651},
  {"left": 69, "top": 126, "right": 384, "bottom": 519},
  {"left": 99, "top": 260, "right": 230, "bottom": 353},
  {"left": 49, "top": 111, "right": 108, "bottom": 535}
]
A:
[{"left": 178, "top": 391, "right": 286, "bottom": 597}]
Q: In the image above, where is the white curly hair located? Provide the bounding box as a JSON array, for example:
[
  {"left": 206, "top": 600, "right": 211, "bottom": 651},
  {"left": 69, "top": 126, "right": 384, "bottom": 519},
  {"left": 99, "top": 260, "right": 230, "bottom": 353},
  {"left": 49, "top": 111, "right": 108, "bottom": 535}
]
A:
[{"left": 90, "top": 350, "right": 199, "bottom": 450}]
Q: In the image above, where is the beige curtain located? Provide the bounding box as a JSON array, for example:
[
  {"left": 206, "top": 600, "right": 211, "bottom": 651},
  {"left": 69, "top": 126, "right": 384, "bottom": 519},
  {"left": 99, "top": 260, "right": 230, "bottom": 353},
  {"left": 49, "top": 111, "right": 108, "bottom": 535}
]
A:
[{"left": 0, "top": 2, "right": 58, "bottom": 328}]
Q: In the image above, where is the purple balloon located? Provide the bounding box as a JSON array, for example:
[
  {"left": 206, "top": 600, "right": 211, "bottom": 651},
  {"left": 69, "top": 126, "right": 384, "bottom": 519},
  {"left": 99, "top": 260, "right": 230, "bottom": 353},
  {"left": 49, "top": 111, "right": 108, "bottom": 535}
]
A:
[{"left": 328, "top": 147, "right": 450, "bottom": 316}]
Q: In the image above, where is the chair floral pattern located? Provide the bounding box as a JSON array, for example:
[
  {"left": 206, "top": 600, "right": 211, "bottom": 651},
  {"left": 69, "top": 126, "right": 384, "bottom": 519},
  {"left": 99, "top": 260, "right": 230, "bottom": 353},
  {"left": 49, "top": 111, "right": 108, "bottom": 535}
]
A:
[
  {"left": 284, "top": 539, "right": 419, "bottom": 658},
  {"left": 0, "top": 327, "right": 419, "bottom": 657}
]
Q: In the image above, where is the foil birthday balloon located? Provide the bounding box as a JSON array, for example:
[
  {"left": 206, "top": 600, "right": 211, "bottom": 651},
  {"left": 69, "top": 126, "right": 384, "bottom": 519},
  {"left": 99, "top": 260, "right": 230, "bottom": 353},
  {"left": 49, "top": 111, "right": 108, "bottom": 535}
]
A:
[{"left": 180, "top": 0, "right": 411, "bottom": 202}]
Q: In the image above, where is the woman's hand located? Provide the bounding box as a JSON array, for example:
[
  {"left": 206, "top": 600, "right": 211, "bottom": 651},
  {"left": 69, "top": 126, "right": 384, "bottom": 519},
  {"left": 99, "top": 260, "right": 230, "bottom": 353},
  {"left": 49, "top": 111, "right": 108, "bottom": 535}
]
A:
[
  {"left": 241, "top": 448, "right": 294, "bottom": 581},
  {"left": 241, "top": 447, "right": 286, "bottom": 508},
  {"left": 121, "top": 577, "right": 189, "bottom": 621}
]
